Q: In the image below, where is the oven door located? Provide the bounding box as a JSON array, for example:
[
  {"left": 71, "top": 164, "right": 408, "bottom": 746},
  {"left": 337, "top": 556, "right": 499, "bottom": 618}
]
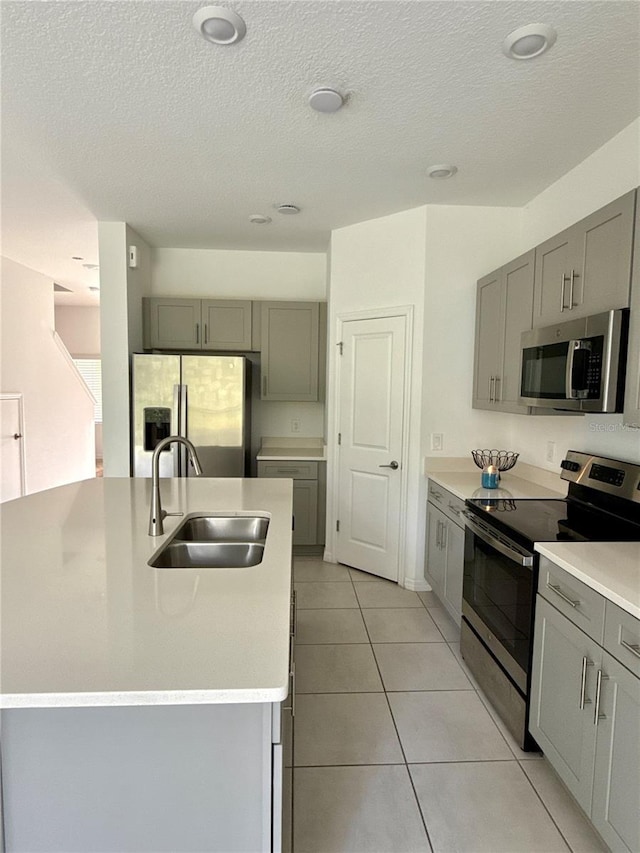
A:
[{"left": 462, "top": 512, "right": 536, "bottom": 695}]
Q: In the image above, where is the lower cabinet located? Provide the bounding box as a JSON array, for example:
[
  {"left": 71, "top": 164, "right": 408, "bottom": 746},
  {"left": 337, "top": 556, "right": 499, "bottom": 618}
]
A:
[
  {"left": 530, "top": 559, "right": 640, "bottom": 853},
  {"left": 424, "top": 481, "right": 465, "bottom": 625},
  {"left": 258, "top": 461, "right": 324, "bottom": 546}
]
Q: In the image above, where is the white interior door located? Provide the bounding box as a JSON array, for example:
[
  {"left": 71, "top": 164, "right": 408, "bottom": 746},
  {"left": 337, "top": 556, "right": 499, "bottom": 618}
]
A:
[
  {"left": 336, "top": 315, "right": 406, "bottom": 581},
  {"left": 1, "top": 395, "right": 25, "bottom": 502}
]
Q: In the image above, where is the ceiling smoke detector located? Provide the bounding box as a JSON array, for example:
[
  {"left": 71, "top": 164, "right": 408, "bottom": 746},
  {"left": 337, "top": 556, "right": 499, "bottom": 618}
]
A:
[
  {"left": 275, "top": 204, "right": 301, "bottom": 215},
  {"left": 249, "top": 214, "right": 272, "bottom": 225},
  {"left": 502, "top": 24, "right": 557, "bottom": 60},
  {"left": 427, "top": 164, "right": 458, "bottom": 179},
  {"left": 193, "top": 6, "right": 247, "bottom": 45},
  {"left": 308, "top": 88, "right": 345, "bottom": 114}
]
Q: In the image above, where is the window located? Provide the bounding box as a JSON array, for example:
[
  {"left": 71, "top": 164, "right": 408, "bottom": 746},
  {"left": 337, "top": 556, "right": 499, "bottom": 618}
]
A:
[{"left": 73, "top": 359, "right": 102, "bottom": 422}]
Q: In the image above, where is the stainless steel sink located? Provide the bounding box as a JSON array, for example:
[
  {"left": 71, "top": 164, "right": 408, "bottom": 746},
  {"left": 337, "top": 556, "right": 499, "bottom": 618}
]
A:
[
  {"left": 148, "top": 513, "right": 269, "bottom": 569},
  {"left": 172, "top": 515, "right": 269, "bottom": 543},
  {"left": 149, "top": 541, "right": 265, "bottom": 569}
]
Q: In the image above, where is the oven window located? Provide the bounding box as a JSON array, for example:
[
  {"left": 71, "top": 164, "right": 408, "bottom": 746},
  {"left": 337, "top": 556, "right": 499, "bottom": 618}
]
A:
[
  {"left": 463, "top": 531, "right": 534, "bottom": 675},
  {"left": 521, "top": 342, "right": 569, "bottom": 399}
]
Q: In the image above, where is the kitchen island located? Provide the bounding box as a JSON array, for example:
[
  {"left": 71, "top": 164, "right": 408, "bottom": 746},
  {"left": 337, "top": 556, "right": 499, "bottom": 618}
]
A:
[{"left": 0, "top": 476, "right": 293, "bottom": 852}]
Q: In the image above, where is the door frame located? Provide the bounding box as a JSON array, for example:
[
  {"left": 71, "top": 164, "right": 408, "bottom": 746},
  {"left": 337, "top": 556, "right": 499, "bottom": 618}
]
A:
[
  {"left": 1, "top": 392, "right": 27, "bottom": 498},
  {"left": 326, "top": 305, "right": 414, "bottom": 587}
]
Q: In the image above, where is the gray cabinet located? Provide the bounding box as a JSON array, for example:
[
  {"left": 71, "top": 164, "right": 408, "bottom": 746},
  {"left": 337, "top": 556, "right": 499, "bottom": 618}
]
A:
[
  {"left": 143, "top": 297, "right": 253, "bottom": 351},
  {"left": 260, "top": 302, "right": 322, "bottom": 401},
  {"left": 472, "top": 250, "right": 534, "bottom": 414},
  {"left": 533, "top": 190, "right": 635, "bottom": 327},
  {"left": 424, "top": 481, "right": 465, "bottom": 625},
  {"left": 530, "top": 557, "right": 640, "bottom": 852},
  {"left": 623, "top": 200, "right": 640, "bottom": 429},
  {"left": 258, "top": 461, "right": 321, "bottom": 546}
]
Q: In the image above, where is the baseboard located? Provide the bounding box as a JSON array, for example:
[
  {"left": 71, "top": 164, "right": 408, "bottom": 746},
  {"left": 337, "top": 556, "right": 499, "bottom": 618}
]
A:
[
  {"left": 403, "top": 576, "right": 430, "bottom": 592},
  {"left": 322, "top": 549, "right": 335, "bottom": 563}
]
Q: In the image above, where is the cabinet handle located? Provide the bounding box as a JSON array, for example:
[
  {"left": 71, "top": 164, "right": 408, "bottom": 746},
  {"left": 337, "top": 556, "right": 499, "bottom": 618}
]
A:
[
  {"left": 448, "top": 502, "right": 461, "bottom": 517},
  {"left": 441, "top": 523, "right": 447, "bottom": 550},
  {"left": 291, "top": 590, "right": 297, "bottom": 638},
  {"left": 568, "top": 270, "right": 575, "bottom": 309},
  {"left": 283, "top": 663, "right": 296, "bottom": 718},
  {"left": 489, "top": 375, "right": 495, "bottom": 403},
  {"left": 579, "top": 656, "right": 593, "bottom": 710},
  {"left": 560, "top": 274, "right": 568, "bottom": 312},
  {"left": 620, "top": 639, "right": 640, "bottom": 659},
  {"left": 547, "top": 582, "right": 579, "bottom": 608},
  {"left": 435, "top": 520, "right": 441, "bottom": 549},
  {"left": 204, "top": 323, "right": 208, "bottom": 345},
  {"left": 195, "top": 323, "right": 200, "bottom": 344},
  {"left": 494, "top": 376, "right": 501, "bottom": 403},
  {"left": 593, "top": 669, "right": 609, "bottom": 725},
  {"left": 431, "top": 490, "right": 442, "bottom": 502}
]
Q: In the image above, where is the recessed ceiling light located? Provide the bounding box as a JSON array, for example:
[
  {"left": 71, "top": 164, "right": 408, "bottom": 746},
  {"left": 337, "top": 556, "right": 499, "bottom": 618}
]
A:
[
  {"left": 82, "top": 263, "right": 99, "bottom": 270},
  {"left": 308, "top": 88, "right": 345, "bottom": 114},
  {"left": 427, "top": 164, "right": 458, "bottom": 179},
  {"left": 193, "top": 6, "right": 246, "bottom": 45},
  {"left": 275, "top": 204, "right": 301, "bottom": 215},
  {"left": 89, "top": 286, "right": 100, "bottom": 292},
  {"left": 249, "top": 214, "right": 272, "bottom": 225},
  {"left": 71, "top": 256, "right": 84, "bottom": 261},
  {"left": 502, "top": 24, "right": 557, "bottom": 60}
]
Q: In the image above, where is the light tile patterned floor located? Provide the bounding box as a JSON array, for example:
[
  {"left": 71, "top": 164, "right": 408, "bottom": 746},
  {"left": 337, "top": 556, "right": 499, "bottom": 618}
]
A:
[{"left": 290, "top": 558, "right": 607, "bottom": 853}]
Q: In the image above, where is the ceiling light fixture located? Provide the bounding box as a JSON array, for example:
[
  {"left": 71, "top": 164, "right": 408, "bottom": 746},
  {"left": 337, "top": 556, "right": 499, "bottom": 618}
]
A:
[
  {"left": 71, "top": 256, "right": 84, "bottom": 261},
  {"left": 427, "top": 164, "right": 458, "bottom": 179},
  {"left": 193, "top": 6, "right": 246, "bottom": 45},
  {"left": 502, "top": 24, "right": 557, "bottom": 60},
  {"left": 308, "top": 88, "right": 345, "bottom": 114},
  {"left": 275, "top": 204, "right": 301, "bottom": 215},
  {"left": 249, "top": 214, "right": 272, "bottom": 225}
]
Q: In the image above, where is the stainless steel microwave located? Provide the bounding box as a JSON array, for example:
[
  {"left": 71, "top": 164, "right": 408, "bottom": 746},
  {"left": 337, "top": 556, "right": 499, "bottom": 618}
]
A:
[{"left": 519, "top": 309, "right": 628, "bottom": 412}]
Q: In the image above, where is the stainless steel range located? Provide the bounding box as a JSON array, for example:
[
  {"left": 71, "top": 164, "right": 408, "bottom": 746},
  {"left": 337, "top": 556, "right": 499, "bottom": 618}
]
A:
[{"left": 461, "top": 451, "right": 640, "bottom": 750}]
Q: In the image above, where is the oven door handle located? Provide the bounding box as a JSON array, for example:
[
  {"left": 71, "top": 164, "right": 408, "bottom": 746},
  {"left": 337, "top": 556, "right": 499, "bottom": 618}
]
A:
[{"left": 462, "top": 512, "right": 534, "bottom": 568}]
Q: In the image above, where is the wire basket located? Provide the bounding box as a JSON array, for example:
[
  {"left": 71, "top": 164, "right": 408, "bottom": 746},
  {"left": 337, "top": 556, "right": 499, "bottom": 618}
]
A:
[{"left": 471, "top": 449, "right": 519, "bottom": 472}]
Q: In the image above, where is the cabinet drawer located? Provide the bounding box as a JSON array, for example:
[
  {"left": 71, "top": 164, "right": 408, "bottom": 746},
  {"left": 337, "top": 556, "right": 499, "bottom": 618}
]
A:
[
  {"left": 257, "top": 461, "right": 318, "bottom": 480},
  {"left": 538, "top": 556, "right": 605, "bottom": 643},
  {"left": 604, "top": 601, "right": 640, "bottom": 678},
  {"left": 427, "top": 480, "right": 465, "bottom": 528}
]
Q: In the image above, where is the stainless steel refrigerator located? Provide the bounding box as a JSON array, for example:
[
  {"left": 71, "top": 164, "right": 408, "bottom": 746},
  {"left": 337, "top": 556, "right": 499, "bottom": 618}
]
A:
[{"left": 131, "top": 354, "right": 251, "bottom": 478}]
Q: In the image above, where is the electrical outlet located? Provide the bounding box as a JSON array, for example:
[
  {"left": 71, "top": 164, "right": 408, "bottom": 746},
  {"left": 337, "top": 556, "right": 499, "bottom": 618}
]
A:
[
  {"left": 546, "top": 441, "right": 556, "bottom": 463},
  {"left": 430, "top": 433, "right": 444, "bottom": 452},
  {"left": 291, "top": 418, "right": 301, "bottom": 434}
]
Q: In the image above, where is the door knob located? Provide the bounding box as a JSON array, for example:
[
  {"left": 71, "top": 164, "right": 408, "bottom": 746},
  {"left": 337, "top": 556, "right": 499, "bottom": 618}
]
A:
[
  {"left": 379, "top": 461, "right": 399, "bottom": 470},
  {"left": 13, "top": 433, "right": 23, "bottom": 440}
]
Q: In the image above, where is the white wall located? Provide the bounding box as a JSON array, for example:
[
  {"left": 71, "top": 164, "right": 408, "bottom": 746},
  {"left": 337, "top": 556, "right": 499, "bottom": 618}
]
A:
[
  {"left": 151, "top": 248, "right": 326, "bottom": 299},
  {"left": 327, "top": 206, "right": 428, "bottom": 588},
  {"left": 1, "top": 256, "right": 95, "bottom": 494},
  {"left": 54, "top": 306, "right": 101, "bottom": 356},
  {"left": 98, "top": 223, "right": 151, "bottom": 476}
]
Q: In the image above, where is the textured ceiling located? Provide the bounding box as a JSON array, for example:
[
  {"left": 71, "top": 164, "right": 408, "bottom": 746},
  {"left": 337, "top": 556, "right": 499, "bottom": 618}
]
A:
[{"left": 1, "top": 0, "right": 639, "bottom": 301}]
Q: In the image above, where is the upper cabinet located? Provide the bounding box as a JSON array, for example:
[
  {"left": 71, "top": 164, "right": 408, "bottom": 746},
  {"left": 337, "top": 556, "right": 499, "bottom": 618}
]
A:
[
  {"left": 623, "top": 205, "right": 640, "bottom": 429},
  {"left": 472, "top": 250, "right": 534, "bottom": 414},
  {"left": 260, "top": 301, "right": 325, "bottom": 401},
  {"left": 143, "top": 298, "right": 254, "bottom": 351},
  {"left": 533, "top": 190, "right": 636, "bottom": 327}
]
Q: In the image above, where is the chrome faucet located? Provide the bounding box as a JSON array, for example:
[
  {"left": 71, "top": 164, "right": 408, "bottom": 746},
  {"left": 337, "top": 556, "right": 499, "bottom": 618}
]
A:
[{"left": 148, "top": 436, "right": 203, "bottom": 536}]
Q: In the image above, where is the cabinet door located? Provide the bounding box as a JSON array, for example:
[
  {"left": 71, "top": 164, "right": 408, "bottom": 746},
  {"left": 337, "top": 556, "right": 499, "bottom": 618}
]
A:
[
  {"left": 529, "top": 596, "right": 601, "bottom": 812},
  {"left": 146, "top": 298, "right": 201, "bottom": 349},
  {"left": 293, "top": 480, "right": 318, "bottom": 545},
  {"left": 425, "top": 504, "right": 446, "bottom": 600},
  {"left": 472, "top": 270, "right": 503, "bottom": 409},
  {"left": 591, "top": 652, "right": 640, "bottom": 853},
  {"left": 261, "top": 302, "right": 320, "bottom": 401},
  {"left": 442, "top": 519, "right": 464, "bottom": 626},
  {"left": 202, "top": 300, "right": 252, "bottom": 351},
  {"left": 623, "top": 202, "right": 640, "bottom": 429},
  {"left": 497, "top": 250, "right": 534, "bottom": 413},
  {"left": 533, "top": 228, "right": 573, "bottom": 327},
  {"left": 572, "top": 190, "right": 635, "bottom": 319}
]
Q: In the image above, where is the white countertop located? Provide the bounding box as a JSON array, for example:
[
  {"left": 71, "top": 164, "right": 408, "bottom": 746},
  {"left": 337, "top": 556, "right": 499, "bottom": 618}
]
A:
[
  {"left": 257, "top": 436, "right": 326, "bottom": 462},
  {"left": 428, "top": 471, "right": 565, "bottom": 501},
  {"left": 536, "top": 541, "right": 640, "bottom": 620},
  {"left": 0, "top": 477, "right": 293, "bottom": 709}
]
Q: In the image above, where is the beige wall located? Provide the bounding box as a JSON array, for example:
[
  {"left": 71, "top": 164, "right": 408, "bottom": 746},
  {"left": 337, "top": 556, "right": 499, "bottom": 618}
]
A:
[
  {"left": 1, "top": 256, "right": 95, "bottom": 494},
  {"left": 54, "top": 306, "right": 101, "bottom": 355}
]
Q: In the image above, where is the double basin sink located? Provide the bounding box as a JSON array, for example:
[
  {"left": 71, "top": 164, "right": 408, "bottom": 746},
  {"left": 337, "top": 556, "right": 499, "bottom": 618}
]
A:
[{"left": 149, "top": 514, "right": 269, "bottom": 569}]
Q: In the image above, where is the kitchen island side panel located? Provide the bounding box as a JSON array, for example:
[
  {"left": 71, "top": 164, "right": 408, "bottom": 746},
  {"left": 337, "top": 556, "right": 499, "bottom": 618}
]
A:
[{"left": 1, "top": 702, "right": 271, "bottom": 852}]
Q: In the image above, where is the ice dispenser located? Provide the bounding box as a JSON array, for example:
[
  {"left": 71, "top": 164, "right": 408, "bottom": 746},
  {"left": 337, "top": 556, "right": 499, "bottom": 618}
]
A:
[{"left": 143, "top": 407, "right": 172, "bottom": 452}]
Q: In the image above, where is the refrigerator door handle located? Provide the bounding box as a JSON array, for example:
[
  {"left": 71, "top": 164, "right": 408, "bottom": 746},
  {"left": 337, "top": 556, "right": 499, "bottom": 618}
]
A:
[
  {"left": 180, "top": 384, "right": 189, "bottom": 476},
  {"left": 172, "top": 384, "right": 181, "bottom": 476}
]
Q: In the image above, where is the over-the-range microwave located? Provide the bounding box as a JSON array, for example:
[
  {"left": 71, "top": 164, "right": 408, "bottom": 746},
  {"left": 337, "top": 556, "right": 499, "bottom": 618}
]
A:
[{"left": 519, "top": 309, "right": 629, "bottom": 412}]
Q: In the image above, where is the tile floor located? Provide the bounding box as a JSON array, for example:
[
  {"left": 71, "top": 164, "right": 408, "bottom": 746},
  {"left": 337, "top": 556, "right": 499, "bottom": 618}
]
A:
[{"left": 288, "top": 557, "right": 608, "bottom": 853}]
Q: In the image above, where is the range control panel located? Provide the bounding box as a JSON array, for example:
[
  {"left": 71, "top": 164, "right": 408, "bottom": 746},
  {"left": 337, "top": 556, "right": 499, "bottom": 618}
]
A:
[{"left": 560, "top": 450, "right": 640, "bottom": 504}]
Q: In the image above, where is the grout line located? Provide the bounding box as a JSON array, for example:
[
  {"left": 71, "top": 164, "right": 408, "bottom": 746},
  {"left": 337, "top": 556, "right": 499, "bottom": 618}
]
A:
[{"left": 512, "top": 759, "right": 576, "bottom": 853}]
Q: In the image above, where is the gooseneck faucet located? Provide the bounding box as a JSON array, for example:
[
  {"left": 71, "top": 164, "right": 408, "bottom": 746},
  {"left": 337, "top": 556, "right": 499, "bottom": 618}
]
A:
[{"left": 148, "top": 436, "right": 203, "bottom": 536}]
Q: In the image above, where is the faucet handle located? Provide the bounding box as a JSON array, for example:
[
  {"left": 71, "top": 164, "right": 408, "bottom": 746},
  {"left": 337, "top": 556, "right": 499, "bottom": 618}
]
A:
[{"left": 165, "top": 511, "right": 184, "bottom": 518}]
